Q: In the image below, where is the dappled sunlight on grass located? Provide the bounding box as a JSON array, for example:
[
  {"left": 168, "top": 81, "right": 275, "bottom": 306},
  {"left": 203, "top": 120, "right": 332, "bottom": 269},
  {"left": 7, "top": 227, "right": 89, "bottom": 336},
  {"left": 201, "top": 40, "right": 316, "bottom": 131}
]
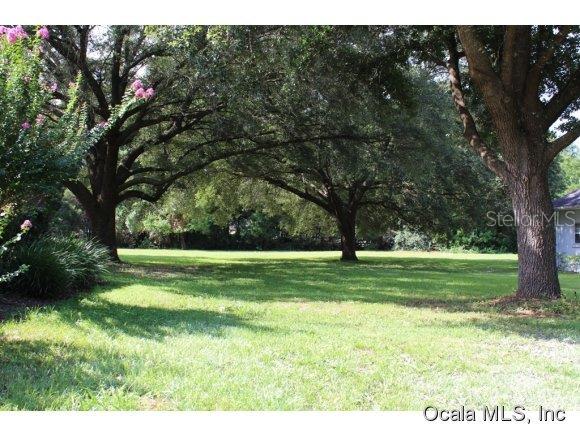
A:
[
  {"left": 0, "top": 249, "right": 578, "bottom": 410},
  {"left": 114, "top": 250, "right": 523, "bottom": 307}
]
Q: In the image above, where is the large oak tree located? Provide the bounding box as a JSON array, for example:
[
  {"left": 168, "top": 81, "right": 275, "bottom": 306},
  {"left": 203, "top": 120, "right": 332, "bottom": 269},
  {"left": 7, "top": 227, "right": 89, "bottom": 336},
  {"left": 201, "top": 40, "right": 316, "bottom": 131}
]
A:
[
  {"left": 412, "top": 26, "right": 580, "bottom": 299},
  {"left": 42, "top": 26, "right": 273, "bottom": 260},
  {"left": 225, "top": 27, "right": 482, "bottom": 260}
]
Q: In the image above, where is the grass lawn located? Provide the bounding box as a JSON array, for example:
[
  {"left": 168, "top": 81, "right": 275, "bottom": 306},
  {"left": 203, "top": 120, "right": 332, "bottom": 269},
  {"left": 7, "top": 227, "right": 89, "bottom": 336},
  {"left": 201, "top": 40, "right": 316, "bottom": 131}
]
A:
[{"left": 0, "top": 249, "right": 578, "bottom": 410}]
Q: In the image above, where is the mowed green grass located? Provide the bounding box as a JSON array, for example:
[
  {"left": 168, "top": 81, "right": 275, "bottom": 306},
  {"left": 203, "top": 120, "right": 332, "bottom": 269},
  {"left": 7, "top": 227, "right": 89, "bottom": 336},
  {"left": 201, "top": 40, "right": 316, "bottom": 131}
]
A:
[{"left": 0, "top": 249, "right": 578, "bottom": 410}]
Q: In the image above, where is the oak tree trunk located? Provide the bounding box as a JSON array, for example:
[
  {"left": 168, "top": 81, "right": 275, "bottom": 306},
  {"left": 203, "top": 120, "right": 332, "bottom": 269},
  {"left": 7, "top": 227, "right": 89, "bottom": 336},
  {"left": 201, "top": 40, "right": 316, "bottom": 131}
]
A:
[
  {"left": 507, "top": 169, "right": 561, "bottom": 299},
  {"left": 337, "top": 213, "right": 358, "bottom": 261},
  {"left": 87, "top": 203, "right": 120, "bottom": 262}
]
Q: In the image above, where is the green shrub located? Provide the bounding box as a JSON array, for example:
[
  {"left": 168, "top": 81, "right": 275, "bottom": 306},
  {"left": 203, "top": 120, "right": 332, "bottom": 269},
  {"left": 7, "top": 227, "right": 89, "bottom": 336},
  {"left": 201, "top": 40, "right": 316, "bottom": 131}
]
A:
[
  {"left": 50, "top": 236, "right": 110, "bottom": 289},
  {"left": 448, "top": 229, "right": 515, "bottom": 253},
  {"left": 557, "top": 254, "right": 580, "bottom": 273},
  {"left": 1, "top": 235, "right": 109, "bottom": 299},
  {"left": 393, "top": 228, "right": 433, "bottom": 251}
]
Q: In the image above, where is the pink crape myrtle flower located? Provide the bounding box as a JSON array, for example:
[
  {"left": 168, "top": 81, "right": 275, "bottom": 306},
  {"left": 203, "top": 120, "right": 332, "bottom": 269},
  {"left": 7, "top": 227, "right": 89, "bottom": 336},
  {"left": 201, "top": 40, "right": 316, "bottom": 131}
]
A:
[
  {"left": 36, "top": 114, "right": 46, "bottom": 125},
  {"left": 132, "top": 79, "right": 143, "bottom": 91},
  {"left": 14, "top": 26, "right": 27, "bottom": 37},
  {"left": 6, "top": 29, "right": 18, "bottom": 43},
  {"left": 132, "top": 79, "right": 154, "bottom": 99},
  {"left": 0, "top": 26, "right": 7, "bottom": 35},
  {"left": 37, "top": 26, "right": 49, "bottom": 40},
  {"left": 50, "top": 83, "right": 58, "bottom": 93},
  {"left": 20, "top": 220, "right": 32, "bottom": 231},
  {"left": 21, "top": 121, "right": 31, "bottom": 130},
  {"left": 6, "top": 26, "right": 27, "bottom": 43}
]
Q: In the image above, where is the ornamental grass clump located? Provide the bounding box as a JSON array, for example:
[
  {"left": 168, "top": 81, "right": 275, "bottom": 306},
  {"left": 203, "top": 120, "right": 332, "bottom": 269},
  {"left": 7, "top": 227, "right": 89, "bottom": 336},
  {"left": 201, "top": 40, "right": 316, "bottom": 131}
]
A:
[{"left": 1, "top": 235, "right": 110, "bottom": 299}]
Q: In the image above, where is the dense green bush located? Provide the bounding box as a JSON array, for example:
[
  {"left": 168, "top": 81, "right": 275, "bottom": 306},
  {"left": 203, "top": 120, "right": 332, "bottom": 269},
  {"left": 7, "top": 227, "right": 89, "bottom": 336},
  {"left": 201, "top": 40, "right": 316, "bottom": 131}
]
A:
[
  {"left": 557, "top": 254, "right": 580, "bottom": 273},
  {"left": 393, "top": 228, "right": 433, "bottom": 251},
  {"left": 1, "top": 235, "right": 109, "bottom": 298},
  {"left": 447, "top": 229, "right": 516, "bottom": 253}
]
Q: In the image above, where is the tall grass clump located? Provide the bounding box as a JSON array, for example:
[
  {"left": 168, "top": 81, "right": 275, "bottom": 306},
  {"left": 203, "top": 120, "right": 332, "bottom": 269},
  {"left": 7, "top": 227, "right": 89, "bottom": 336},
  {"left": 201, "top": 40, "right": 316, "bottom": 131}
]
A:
[{"left": 1, "top": 235, "right": 109, "bottom": 299}]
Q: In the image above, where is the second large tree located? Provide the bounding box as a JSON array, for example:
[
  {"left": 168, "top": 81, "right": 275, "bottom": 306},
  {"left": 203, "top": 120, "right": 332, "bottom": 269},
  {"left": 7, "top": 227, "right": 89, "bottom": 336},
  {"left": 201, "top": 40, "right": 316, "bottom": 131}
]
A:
[{"left": 413, "top": 26, "right": 580, "bottom": 298}]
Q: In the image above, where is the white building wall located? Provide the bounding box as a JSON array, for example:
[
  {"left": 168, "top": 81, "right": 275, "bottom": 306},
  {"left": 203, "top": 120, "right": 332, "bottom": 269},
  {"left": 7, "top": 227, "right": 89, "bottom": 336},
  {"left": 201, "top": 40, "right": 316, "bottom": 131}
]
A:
[{"left": 555, "top": 209, "right": 580, "bottom": 256}]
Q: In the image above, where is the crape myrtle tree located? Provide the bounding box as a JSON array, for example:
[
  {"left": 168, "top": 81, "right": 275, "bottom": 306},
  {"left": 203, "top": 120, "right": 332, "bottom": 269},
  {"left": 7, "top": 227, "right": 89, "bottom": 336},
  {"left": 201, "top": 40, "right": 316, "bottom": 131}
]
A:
[
  {"left": 225, "top": 27, "right": 478, "bottom": 261},
  {"left": 1, "top": 26, "right": 85, "bottom": 209},
  {"left": 409, "top": 26, "right": 580, "bottom": 298},
  {"left": 1, "top": 26, "right": 87, "bottom": 282},
  {"left": 40, "top": 25, "right": 280, "bottom": 260}
]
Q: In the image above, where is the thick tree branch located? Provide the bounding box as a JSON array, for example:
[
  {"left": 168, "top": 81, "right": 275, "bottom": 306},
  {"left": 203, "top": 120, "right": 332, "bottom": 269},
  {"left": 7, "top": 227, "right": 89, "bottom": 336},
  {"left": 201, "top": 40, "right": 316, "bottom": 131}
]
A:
[
  {"left": 111, "top": 27, "right": 129, "bottom": 106},
  {"left": 545, "top": 124, "right": 580, "bottom": 162},
  {"left": 116, "top": 189, "right": 165, "bottom": 204},
  {"left": 543, "top": 69, "right": 580, "bottom": 128},
  {"left": 445, "top": 33, "right": 508, "bottom": 179},
  {"left": 116, "top": 145, "right": 146, "bottom": 184},
  {"left": 63, "top": 180, "right": 96, "bottom": 217},
  {"left": 48, "top": 28, "right": 110, "bottom": 117},
  {"left": 525, "top": 26, "right": 571, "bottom": 107},
  {"left": 501, "top": 26, "right": 531, "bottom": 95},
  {"left": 457, "top": 26, "right": 517, "bottom": 128},
  {"left": 122, "top": 47, "right": 167, "bottom": 79},
  {"left": 257, "top": 175, "right": 332, "bottom": 212}
]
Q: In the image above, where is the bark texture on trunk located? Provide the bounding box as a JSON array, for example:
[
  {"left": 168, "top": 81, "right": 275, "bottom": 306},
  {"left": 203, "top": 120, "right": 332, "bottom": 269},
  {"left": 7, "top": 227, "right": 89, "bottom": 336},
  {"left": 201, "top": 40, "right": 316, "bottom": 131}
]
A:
[
  {"left": 337, "top": 214, "right": 358, "bottom": 261},
  {"left": 446, "top": 26, "right": 580, "bottom": 299},
  {"left": 508, "top": 171, "right": 561, "bottom": 299},
  {"left": 87, "top": 204, "right": 120, "bottom": 262}
]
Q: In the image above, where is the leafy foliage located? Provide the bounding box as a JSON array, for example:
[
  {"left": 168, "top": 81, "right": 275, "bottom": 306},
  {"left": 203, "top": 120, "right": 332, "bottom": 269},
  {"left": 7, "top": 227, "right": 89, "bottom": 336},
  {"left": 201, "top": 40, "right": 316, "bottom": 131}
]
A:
[
  {"left": 393, "top": 228, "right": 433, "bottom": 251},
  {"left": 0, "top": 209, "right": 31, "bottom": 284},
  {"left": 551, "top": 146, "right": 580, "bottom": 197},
  {"left": 0, "top": 33, "right": 86, "bottom": 209},
  {"left": 1, "top": 235, "right": 109, "bottom": 299}
]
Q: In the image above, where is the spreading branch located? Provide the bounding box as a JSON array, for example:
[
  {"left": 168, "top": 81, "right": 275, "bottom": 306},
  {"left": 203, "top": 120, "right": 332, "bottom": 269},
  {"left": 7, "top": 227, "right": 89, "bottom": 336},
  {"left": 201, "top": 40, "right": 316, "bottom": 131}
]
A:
[
  {"left": 445, "top": 32, "right": 508, "bottom": 179},
  {"left": 545, "top": 124, "right": 580, "bottom": 162}
]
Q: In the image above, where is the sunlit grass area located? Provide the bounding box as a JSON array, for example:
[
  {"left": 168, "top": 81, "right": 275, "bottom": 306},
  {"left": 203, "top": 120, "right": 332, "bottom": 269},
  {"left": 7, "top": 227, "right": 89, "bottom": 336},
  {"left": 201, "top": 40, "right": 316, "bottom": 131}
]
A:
[{"left": 0, "top": 249, "right": 578, "bottom": 410}]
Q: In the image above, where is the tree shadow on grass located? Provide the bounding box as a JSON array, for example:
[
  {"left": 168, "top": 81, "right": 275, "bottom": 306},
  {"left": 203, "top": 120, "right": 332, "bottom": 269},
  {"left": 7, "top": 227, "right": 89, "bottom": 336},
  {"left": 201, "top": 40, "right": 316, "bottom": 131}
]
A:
[
  {"left": 51, "top": 298, "right": 270, "bottom": 340},
  {"left": 0, "top": 337, "right": 157, "bottom": 410},
  {"left": 124, "top": 252, "right": 519, "bottom": 275},
  {"left": 111, "top": 254, "right": 579, "bottom": 343},
  {"left": 416, "top": 312, "right": 579, "bottom": 343},
  {"left": 111, "top": 256, "right": 519, "bottom": 308}
]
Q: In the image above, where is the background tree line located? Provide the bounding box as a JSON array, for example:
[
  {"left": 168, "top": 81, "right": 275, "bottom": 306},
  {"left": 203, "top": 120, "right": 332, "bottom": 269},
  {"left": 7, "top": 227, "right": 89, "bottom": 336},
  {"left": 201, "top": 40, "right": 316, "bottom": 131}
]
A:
[{"left": 1, "top": 25, "right": 579, "bottom": 299}]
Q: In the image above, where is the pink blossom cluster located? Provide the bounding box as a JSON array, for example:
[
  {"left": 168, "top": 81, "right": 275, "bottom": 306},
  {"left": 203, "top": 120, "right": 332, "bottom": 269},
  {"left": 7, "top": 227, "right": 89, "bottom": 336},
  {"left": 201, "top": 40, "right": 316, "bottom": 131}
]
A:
[
  {"left": 37, "top": 26, "right": 49, "bottom": 40},
  {"left": 21, "top": 114, "right": 46, "bottom": 130},
  {"left": 0, "top": 25, "right": 28, "bottom": 43},
  {"left": 20, "top": 220, "right": 32, "bottom": 231},
  {"left": 132, "top": 79, "right": 155, "bottom": 100}
]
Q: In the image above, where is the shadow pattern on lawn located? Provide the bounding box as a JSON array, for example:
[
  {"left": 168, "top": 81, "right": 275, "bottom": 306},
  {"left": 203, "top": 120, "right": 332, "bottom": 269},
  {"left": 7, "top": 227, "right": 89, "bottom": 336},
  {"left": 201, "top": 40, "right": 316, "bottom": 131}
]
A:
[
  {"left": 53, "top": 299, "right": 270, "bottom": 340},
  {"left": 0, "top": 253, "right": 577, "bottom": 410},
  {"left": 0, "top": 300, "right": 269, "bottom": 409},
  {"left": 112, "top": 254, "right": 578, "bottom": 343},
  {"left": 114, "top": 255, "right": 520, "bottom": 308},
  {"left": 0, "top": 337, "right": 154, "bottom": 410}
]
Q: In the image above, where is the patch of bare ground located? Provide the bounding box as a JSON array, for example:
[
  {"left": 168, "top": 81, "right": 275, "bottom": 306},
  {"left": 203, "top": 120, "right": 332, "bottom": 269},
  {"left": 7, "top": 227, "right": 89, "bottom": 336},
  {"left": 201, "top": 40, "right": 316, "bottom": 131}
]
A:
[
  {"left": 115, "top": 263, "right": 200, "bottom": 279},
  {"left": 476, "top": 294, "right": 580, "bottom": 318},
  {"left": 0, "top": 294, "right": 51, "bottom": 322}
]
